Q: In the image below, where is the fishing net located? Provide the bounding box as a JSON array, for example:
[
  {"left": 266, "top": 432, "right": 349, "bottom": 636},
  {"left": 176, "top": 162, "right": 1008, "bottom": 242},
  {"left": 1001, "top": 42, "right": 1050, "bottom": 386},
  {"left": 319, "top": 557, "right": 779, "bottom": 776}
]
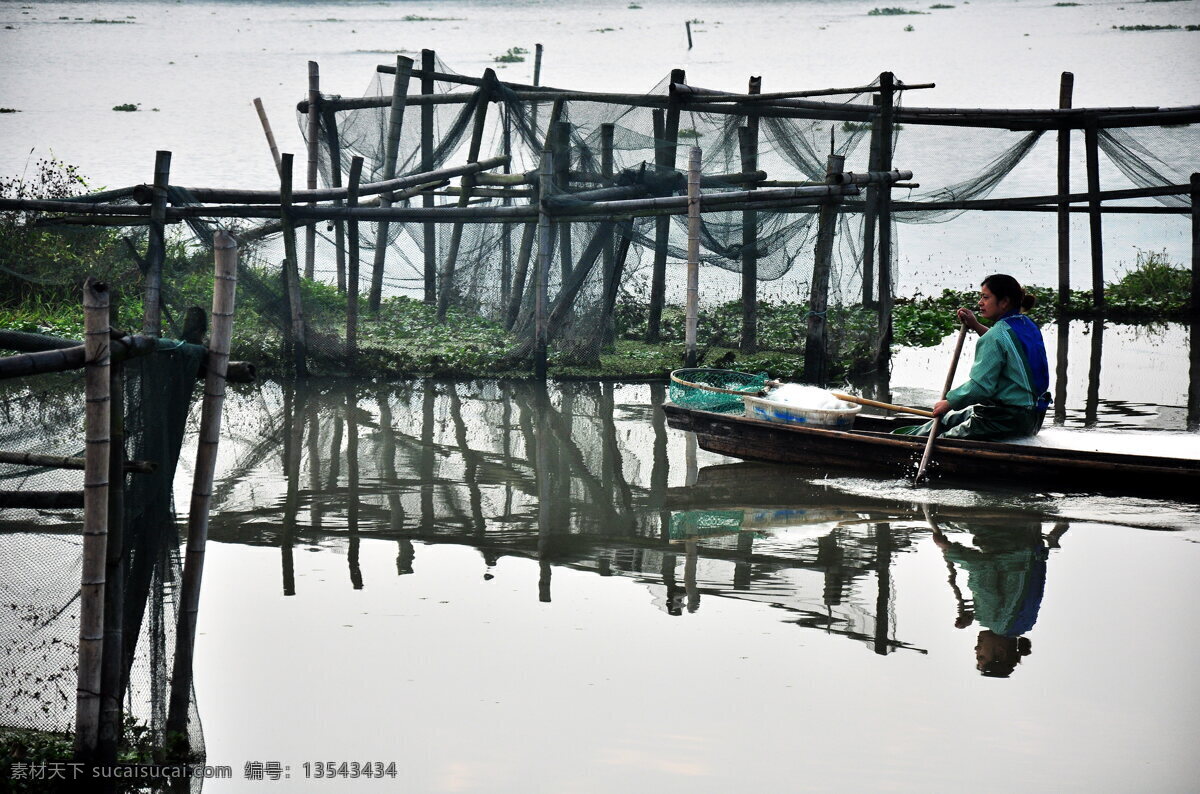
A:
[
  {"left": 668, "top": 367, "right": 770, "bottom": 413},
  {"left": 0, "top": 349, "right": 206, "bottom": 764}
]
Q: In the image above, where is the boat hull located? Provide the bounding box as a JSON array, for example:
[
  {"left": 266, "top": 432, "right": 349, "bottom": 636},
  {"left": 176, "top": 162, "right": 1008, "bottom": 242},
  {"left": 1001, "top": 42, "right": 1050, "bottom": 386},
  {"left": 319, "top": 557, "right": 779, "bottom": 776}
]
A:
[{"left": 663, "top": 403, "right": 1200, "bottom": 497}]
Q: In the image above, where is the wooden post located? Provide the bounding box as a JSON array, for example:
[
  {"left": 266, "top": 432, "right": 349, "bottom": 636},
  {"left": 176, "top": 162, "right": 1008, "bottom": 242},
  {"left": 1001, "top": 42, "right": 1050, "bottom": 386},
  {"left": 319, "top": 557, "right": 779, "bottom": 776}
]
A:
[
  {"left": 1191, "top": 173, "right": 1199, "bottom": 314},
  {"left": 252, "top": 98, "right": 283, "bottom": 176},
  {"left": 805, "top": 153, "right": 845, "bottom": 385},
  {"left": 686, "top": 20, "right": 693, "bottom": 49},
  {"left": 600, "top": 123, "right": 616, "bottom": 343},
  {"left": 501, "top": 106, "right": 514, "bottom": 310},
  {"left": 166, "top": 229, "right": 238, "bottom": 740},
  {"left": 601, "top": 227, "right": 634, "bottom": 351},
  {"left": 534, "top": 43, "right": 543, "bottom": 87},
  {"left": 1085, "top": 317, "right": 1103, "bottom": 426},
  {"left": 322, "top": 107, "right": 347, "bottom": 293},
  {"left": 535, "top": 148, "right": 554, "bottom": 377},
  {"left": 437, "top": 73, "right": 494, "bottom": 322},
  {"left": 1084, "top": 118, "right": 1105, "bottom": 309},
  {"left": 875, "top": 72, "right": 895, "bottom": 366},
  {"left": 555, "top": 120, "right": 573, "bottom": 282},
  {"left": 74, "top": 278, "right": 110, "bottom": 763},
  {"left": 862, "top": 95, "right": 881, "bottom": 307},
  {"left": 685, "top": 147, "right": 702, "bottom": 368},
  {"left": 1057, "top": 72, "right": 1074, "bottom": 308},
  {"left": 347, "top": 156, "right": 364, "bottom": 364},
  {"left": 279, "top": 153, "right": 308, "bottom": 377},
  {"left": 1189, "top": 318, "right": 1200, "bottom": 431},
  {"left": 648, "top": 68, "right": 684, "bottom": 343},
  {"left": 371, "top": 55, "right": 413, "bottom": 313},
  {"left": 305, "top": 61, "right": 320, "bottom": 280},
  {"left": 422, "top": 49, "right": 437, "bottom": 304},
  {"left": 740, "top": 75, "right": 761, "bottom": 352},
  {"left": 97, "top": 351, "right": 125, "bottom": 764},
  {"left": 143, "top": 151, "right": 171, "bottom": 337}
]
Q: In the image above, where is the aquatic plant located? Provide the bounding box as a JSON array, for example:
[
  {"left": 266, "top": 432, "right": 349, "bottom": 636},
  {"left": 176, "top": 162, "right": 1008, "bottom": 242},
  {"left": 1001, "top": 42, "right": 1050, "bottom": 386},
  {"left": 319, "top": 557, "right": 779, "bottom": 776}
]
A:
[
  {"left": 112, "top": 103, "right": 139, "bottom": 112},
  {"left": 868, "top": 7, "right": 925, "bottom": 15},
  {"left": 494, "top": 47, "right": 528, "bottom": 64},
  {"left": 929, "top": 3, "right": 956, "bottom": 7}
]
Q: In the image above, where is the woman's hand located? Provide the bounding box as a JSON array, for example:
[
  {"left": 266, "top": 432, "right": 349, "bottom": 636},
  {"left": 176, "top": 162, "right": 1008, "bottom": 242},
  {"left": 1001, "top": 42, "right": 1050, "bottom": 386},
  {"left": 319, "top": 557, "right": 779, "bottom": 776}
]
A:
[
  {"left": 933, "top": 399, "right": 952, "bottom": 417},
  {"left": 956, "top": 307, "right": 987, "bottom": 336}
]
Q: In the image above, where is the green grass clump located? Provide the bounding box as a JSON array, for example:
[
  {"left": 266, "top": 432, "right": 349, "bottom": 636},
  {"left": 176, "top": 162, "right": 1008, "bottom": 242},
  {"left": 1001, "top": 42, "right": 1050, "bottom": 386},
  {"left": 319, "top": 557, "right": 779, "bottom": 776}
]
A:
[
  {"left": 1113, "top": 23, "right": 1182, "bottom": 29},
  {"left": 494, "top": 47, "right": 528, "bottom": 63},
  {"left": 929, "top": 3, "right": 956, "bottom": 8},
  {"left": 112, "top": 103, "right": 139, "bottom": 111},
  {"left": 868, "top": 7, "right": 925, "bottom": 14},
  {"left": 1054, "top": 2, "right": 1081, "bottom": 6}
]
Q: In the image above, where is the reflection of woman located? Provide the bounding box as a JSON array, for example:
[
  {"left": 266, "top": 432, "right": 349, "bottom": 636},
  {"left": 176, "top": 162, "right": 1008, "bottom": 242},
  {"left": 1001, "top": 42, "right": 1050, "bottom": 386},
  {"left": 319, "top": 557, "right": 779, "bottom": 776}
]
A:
[
  {"left": 932, "top": 520, "right": 1066, "bottom": 678},
  {"left": 896, "top": 274, "right": 1050, "bottom": 441}
]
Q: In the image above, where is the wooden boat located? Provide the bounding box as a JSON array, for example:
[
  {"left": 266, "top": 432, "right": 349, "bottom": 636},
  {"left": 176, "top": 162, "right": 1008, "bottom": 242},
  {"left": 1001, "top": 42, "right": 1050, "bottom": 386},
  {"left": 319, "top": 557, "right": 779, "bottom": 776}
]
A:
[{"left": 663, "top": 403, "right": 1200, "bottom": 496}]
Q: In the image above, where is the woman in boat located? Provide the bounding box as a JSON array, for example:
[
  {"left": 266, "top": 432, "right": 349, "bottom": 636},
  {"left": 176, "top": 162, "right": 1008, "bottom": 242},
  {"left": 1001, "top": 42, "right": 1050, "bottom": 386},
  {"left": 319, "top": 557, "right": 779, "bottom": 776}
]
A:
[{"left": 895, "top": 274, "right": 1050, "bottom": 441}]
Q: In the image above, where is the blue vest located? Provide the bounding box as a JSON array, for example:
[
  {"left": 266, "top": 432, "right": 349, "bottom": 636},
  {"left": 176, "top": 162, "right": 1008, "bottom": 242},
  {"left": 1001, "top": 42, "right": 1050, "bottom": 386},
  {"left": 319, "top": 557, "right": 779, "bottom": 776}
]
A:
[{"left": 1000, "top": 313, "right": 1050, "bottom": 411}]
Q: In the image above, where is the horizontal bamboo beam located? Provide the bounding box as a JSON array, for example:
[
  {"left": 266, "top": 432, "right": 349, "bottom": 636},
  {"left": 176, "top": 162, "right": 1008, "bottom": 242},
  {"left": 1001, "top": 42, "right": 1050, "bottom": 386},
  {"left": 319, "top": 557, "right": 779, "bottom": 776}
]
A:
[
  {"left": 0, "top": 334, "right": 254, "bottom": 380},
  {"left": 891, "top": 182, "right": 1191, "bottom": 212},
  {"left": 671, "top": 82, "right": 937, "bottom": 101},
  {"left": 550, "top": 184, "right": 860, "bottom": 216},
  {"left": 0, "top": 450, "right": 156, "bottom": 474},
  {"left": 828, "top": 169, "right": 913, "bottom": 186},
  {"left": 131, "top": 156, "right": 510, "bottom": 205},
  {"left": 0, "top": 491, "right": 84, "bottom": 509}
]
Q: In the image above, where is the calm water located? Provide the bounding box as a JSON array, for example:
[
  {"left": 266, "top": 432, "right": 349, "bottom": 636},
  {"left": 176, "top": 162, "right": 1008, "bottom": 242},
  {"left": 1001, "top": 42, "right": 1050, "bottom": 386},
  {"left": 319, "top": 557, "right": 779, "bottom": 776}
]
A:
[{"left": 168, "top": 376, "right": 1200, "bottom": 793}]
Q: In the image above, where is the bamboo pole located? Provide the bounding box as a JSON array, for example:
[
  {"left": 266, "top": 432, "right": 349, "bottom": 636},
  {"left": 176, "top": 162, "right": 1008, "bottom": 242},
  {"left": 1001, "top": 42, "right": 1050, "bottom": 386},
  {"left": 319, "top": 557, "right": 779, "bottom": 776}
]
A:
[
  {"left": 686, "top": 20, "right": 693, "bottom": 49},
  {"left": 501, "top": 106, "right": 514, "bottom": 310},
  {"left": 74, "top": 277, "right": 111, "bottom": 763},
  {"left": 97, "top": 353, "right": 124, "bottom": 764},
  {"left": 437, "top": 74, "right": 494, "bottom": 321},
  {"left": 252, "top": 98, "right": 283, "bottom": 176},
  {"left": 600, "top": 123, "right": 616, "bottom": 343},
  {"left": 152, "top": 156, "right": 509, "bottom": 206},
  {"left": 741, "top": 75, "right": 761, "bottom": 352},
  {"left": 601, "top": 226, "right": 634, "bottom": 351},
  {"left": 685, "top": 147, "right": 701, "bottom": 368},
  {"left": 166, "top": 229, "right": 238, "bottom": 739},
  {"left": 1084, "top": 119, "right": 1104, "bottom": 309},
  {"left": 322, "top": 107, "right": 347, "bottom": 293},
  {"left": 862, "top": 95, "right": 881, "bottom": 307},
  {"left": 805, "top": 153, "right": 845, "bottom": 385},
  {"left": 347, "top": 156, "right": 364, "bottom": 364},
  {"left": 422, "top": 49, "right": 437, "bottom": 304},
  {"left": 0, "top": 449, "right": 154, "bottom": 472},
  {"left": 535, "top": 148, "right": 554, "bottom": 377},
  {"left": 305, "top": 61, "right": 320, "bottom": 279},
  {"left": 143, "top": 151, "right": 171, "bottom": 337},
  {"left": 875, "top": 72, "right": 895, "bottom": 366},
  {"left": 648, "top": 69, "right": 685, "bottom": 342},
  {"left": 1057, "top": 72, "right": 1074, "bottom": 308},
  {"left": 279, "top": 153, "right": 308, "bottom": 377},
  {"left": 555, "top": 120, "right": 573, "bottom": 282},
  {"left": 1191, "top": 173, "right": 1199, "bottom": 314},
  {"left": 371, "top": 55, "right": 413, "bottom": 313}
]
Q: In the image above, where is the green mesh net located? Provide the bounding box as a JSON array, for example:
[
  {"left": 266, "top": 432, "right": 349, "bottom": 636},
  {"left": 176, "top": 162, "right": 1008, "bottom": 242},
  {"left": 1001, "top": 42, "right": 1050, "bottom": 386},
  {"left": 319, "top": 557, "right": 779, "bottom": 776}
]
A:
[{"left": 668, "top": 367, "right": 769, "bottom": 413}]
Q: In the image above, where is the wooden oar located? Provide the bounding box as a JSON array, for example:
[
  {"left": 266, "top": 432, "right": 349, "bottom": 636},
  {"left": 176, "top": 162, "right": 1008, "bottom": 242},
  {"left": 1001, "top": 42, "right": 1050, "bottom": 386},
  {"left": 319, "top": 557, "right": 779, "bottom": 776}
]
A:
[
  {"left": 915, "top": 323, "right": 969, "bottom": 484},
  {"left": 829, "top": 392, "right": 934, "bottom": 418}
]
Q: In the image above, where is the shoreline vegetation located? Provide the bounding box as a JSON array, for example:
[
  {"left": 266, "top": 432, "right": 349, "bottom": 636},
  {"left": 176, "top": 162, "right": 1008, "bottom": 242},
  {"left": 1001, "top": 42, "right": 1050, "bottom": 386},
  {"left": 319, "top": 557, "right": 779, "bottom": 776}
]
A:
[{"left": 2, "top": 162, "right": 1194, "bottom": 382}]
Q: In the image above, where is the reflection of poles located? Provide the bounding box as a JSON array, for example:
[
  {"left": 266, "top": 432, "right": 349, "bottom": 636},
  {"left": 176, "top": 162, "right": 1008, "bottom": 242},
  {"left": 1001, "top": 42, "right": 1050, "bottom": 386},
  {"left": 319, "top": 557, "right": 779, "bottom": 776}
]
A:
[
  {"left": 685, "top": 433, "right": 698, "bottom": 486},
  {"left": 684, "top": 539, "right": 700, "bottom": 613},
  {"left": 306, "top": 394, "right": 323, "bottom": 532},
  {"left": 1085, "top": 318, "right": 1104, "bottom": 427},
  {"left": 376, "top": 387, "right": 405, "bottom": 535},
  {"left": 1189, "top": 319, "right": 1200, "bottom": 432},
  {"left": 661, "top": 553, "right": 681, "bottom": 616},
  {"left": 347, "top": 384, "right": 363, "bottom": 590},
  {"left": 1054, "top": 318, "right": 1069, "bottom": 426},
  {"left": 281, "top": 382, "right": 302, "bottom": 597},
  {"left": 733, "top": 531, "right": 753, "bottom": 590},
  {"left": 873, "top": 522, "right": 893, "bottom": 656},
  {"left": 448, "top": 386, "right": 487, "bottom": 535},
  {"left": 420, "top": 379, "right": 436, "bottom": 531},
  {"left": 535, "top": 386, "right": 553, "bottom": 603},
  {"left": 649, "top": 382, "right": 671, "bottom": 540}
]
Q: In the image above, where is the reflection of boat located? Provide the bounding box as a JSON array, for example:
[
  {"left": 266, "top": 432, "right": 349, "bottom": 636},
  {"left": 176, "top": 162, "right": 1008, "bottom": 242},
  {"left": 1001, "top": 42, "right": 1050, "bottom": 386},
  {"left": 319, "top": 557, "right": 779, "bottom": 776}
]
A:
[{"left": 664, "top": 404, "right": 1200, "bottom": 495}]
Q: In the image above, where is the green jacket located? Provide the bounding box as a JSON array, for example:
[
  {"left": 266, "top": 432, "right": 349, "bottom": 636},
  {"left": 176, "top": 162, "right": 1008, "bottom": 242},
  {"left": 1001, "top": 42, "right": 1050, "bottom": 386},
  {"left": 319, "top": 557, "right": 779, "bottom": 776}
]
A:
[{"left": 946, "top": 321, "right": 1040, "bottom": 410}]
